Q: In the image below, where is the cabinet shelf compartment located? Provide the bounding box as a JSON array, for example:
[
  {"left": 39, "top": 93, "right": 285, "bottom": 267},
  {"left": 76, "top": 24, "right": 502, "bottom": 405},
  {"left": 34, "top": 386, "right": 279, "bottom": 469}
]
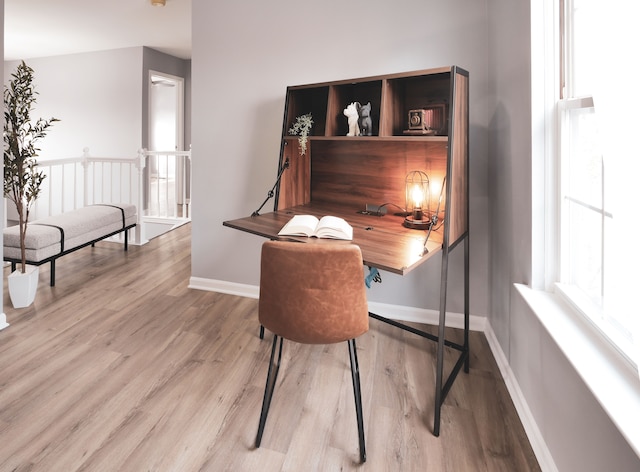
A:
[
  {"left": 384, "top": 72, "right": 452, "bottom": 137},
  {"left": 284, "top": 86, "right": 329, "bottom": 137},
  {"left": 326, "top": 81, "right": 382, "bottom": 137}
]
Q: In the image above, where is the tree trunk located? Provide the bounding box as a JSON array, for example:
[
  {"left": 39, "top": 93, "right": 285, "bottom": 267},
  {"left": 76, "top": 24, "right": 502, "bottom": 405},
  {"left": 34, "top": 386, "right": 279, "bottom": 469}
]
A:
[{"left": 18, "top": 204, "right": 27, "bottom": 274}]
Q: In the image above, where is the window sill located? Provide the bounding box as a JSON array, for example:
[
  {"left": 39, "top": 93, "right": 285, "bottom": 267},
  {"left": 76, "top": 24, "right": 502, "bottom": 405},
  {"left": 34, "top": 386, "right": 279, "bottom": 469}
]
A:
[{"left": 514, "top": 283, "right": 640, "bottom": 457}]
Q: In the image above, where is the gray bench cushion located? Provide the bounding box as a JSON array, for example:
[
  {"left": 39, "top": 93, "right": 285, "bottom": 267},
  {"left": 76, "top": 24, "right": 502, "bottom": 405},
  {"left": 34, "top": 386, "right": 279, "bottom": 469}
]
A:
[{"left": 3, "top": 204, "right": 136, "bottom": 262}]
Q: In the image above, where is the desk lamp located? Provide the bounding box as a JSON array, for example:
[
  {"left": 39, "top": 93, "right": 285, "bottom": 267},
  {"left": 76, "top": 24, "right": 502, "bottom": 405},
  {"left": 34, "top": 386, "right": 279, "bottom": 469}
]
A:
[{"left": 403, "top": 170, "right": 432, "bottom": 229}]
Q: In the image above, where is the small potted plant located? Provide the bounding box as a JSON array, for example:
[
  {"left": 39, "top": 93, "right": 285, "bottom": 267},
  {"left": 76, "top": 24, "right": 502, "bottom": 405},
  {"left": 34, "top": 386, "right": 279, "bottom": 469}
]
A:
[
  {"left": 288, "top": 113, "right": 313, "bottom": 155},
  {"left": 4, "top": 61, "right": 58, "bottom": 307}
]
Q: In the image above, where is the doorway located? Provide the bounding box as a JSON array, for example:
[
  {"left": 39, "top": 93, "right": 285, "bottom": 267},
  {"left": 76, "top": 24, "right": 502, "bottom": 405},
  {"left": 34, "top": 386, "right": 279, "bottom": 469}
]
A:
[
  {"left": 149, "top": 71, "right": 184, "bottom": 151},
  {"left": 147, "top": 71, "right": 190, "bottom": 238}
]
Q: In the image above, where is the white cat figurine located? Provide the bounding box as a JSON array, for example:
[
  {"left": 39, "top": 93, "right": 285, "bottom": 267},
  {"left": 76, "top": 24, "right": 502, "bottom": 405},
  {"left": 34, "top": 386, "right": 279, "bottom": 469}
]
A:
[{"left": 343, "top": 102, "right": 361, "bottom": 136}]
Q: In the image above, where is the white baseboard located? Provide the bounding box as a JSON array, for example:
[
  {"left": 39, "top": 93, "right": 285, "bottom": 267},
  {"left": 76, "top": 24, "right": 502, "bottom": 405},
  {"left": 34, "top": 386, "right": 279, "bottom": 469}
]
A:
[
  {"left": 188, "top": 276, "right": 486, "bottom": 331},
  {"left": 367, "top": 299, "right": 487, "bottom": 332},
  {"left": 188, "top": 276, "right": 555, "bottom": 471},
  {"left": 188, "top": 276, "right": 259, "bottom": 299},
  {"left": 483, "top": 323, "right": 558, "bottom": 472},
  {"left": 0, "top": 313, "right": 9, "bottom": 331}
]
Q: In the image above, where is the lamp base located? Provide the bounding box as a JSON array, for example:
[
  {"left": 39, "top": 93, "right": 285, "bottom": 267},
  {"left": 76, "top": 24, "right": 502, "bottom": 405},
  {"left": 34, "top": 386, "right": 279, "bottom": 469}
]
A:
[{"left": 403, "top": 216, "right": 433, "bottom": 230}]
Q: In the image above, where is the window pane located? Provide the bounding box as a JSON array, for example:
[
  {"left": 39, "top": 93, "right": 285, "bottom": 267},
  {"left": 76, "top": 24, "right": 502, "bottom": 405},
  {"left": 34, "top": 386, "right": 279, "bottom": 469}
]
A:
[
  {"left": 566, "top": 107, "right": 601, "bottom": 208},
  {"left": 566, "top": 200, "right": 602, "bottom": 306},
  {"left": 562, "top": 105, "right": 606, "bottom": 309}
]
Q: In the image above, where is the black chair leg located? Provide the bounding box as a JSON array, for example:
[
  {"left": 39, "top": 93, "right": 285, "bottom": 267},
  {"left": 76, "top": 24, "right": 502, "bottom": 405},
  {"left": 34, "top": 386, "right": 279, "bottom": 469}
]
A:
[
  {"left": 348, "top": 339, "right": 366, "bottom": 463},
  {"left": 256, "top": 334, "right": 283, "bottom": 447},
  {"left": 259, "top": 325, "right": 265, "bottom": 339}
]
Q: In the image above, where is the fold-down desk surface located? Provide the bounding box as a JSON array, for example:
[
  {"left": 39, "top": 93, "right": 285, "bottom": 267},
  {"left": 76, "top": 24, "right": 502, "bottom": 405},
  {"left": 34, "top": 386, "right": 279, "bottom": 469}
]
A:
[{"left": 223, "top": 201, "right": 443, "bottom": 276}]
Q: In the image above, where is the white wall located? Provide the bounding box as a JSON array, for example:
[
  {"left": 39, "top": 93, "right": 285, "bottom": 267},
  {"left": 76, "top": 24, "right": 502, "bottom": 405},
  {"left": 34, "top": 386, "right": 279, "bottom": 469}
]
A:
[
  {"left": 4, "top": 48, "right": 144, "bottom": 159},
  {"left": 3, "top": 47, "right": 191, "bottom": 161},
  {"left": 486, "top": 0, "right": 533, "bottom": 359},
  {"left": 191, "top": 0, "right": 491, "bottom": 317},
  {"left": 487, "top": 0, "right": 640, "bottom": 470}
]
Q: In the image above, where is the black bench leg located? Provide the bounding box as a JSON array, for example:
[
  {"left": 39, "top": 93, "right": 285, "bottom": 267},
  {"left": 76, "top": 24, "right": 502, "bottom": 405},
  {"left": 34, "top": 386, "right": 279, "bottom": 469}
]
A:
[
  {"left": 11, "top": 262, "right": 16, "bottom": 272},
  {"left": 50, "top": 260, "right": 56, "bottom": 287},
  {"left": 124, "top": 229, "right": 129, "bottom": 251}
]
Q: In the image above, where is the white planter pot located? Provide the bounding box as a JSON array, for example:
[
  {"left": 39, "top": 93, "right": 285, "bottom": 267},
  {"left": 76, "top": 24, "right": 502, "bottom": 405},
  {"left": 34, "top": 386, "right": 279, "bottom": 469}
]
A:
[{"left": 8, "top": 265, "right": 39, "bottom": 308}]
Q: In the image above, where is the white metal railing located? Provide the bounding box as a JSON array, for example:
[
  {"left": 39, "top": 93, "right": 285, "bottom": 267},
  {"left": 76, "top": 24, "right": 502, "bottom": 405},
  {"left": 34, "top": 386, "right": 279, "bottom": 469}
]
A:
[
  {"left": 143, "top": 149, "right": 192, "bottom": 221},
  {"left": 6, "top": 147, "right": 191, "bottom": 245}
]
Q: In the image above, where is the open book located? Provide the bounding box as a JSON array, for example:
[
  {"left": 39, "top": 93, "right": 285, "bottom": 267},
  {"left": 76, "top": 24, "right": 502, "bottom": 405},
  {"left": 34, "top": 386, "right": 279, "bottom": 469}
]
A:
[{"left": 278, "top": 215, "right": 353, "bottom": 240}]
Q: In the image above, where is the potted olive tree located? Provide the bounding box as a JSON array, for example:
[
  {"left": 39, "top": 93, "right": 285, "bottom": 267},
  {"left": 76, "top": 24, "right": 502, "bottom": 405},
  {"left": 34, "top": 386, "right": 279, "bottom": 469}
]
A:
[{"left": 4, "top": 61, "right": 58, "bottom": 307}]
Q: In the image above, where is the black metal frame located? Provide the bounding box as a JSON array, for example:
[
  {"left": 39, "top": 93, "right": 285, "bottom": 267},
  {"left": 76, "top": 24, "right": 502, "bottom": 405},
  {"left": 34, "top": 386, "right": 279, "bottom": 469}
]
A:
[
  {"left": 368, "top": 230, "right": 469, "bottom": 436},
  {"left": 348, "top": 338, "right": 366, "bottom": 462},
  {"left": 255, "top": 334, "right": 283, "bottom": 448},
  {"left": 255, "top": 335, "right": 367, "bottom": 463},
  {"left": 5, "top": 224, "right": 135, "bottom": 287},
  {"left": 367, "top": 66, "right": 470, "bottom": 437}
]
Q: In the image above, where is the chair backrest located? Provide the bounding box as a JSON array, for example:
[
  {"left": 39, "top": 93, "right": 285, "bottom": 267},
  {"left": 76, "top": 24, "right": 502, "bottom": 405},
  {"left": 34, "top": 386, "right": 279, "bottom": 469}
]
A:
[{"left": 259, "top": 241, "right": 369, "bottom": 344}]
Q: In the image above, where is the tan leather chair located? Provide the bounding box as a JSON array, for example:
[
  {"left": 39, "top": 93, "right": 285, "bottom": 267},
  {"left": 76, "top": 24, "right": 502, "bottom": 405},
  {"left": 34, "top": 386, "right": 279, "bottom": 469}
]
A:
[{"left": 255, "top": 240, "right": 369, "bottom": 463}]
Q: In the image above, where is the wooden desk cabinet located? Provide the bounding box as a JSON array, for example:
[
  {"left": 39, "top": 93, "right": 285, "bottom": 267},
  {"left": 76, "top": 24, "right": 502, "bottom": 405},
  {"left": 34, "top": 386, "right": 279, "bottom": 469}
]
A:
[
  {"left": 276, "top": 66, "right": 468, "bottom": 252},
  {"left": 231, "top": 66, "right": 469, "bottom": 437}
]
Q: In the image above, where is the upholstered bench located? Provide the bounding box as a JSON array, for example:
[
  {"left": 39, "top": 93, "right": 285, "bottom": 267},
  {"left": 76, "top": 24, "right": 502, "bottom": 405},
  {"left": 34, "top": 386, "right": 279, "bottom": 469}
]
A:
[{"left": 3, "top": 203, "right": 137, "bottom": 286}]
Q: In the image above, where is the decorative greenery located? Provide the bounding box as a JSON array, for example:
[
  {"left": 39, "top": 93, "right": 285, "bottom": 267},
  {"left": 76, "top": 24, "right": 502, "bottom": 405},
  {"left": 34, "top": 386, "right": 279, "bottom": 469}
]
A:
[
  {"left": 288, "top": 113, "right": 313, "bottom": 155},
  {"left": 4, "top": 61, "right": 59, "bottom": 273}
]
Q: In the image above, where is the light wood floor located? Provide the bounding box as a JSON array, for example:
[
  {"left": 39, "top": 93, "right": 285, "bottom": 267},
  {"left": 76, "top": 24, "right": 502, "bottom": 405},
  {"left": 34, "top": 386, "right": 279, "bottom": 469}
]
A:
[{"left": 1, "top": 223, "right": 540, "bottom": 471}]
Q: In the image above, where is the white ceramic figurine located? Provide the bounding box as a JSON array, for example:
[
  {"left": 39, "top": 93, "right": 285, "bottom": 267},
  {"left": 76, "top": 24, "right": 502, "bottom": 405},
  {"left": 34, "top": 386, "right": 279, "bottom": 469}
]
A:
[{"left": 343, "top": 102, "right": 361, "bottom": 136}]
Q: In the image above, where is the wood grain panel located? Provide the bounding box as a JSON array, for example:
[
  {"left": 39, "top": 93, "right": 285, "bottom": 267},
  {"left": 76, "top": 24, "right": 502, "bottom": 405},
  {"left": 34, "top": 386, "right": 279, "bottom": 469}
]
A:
[
  {"left": 310, "top": 140, "right": 448, "bottom": 213},
  {"left": 446, "top": 71, "right": 469, "bottom": 247},
  {"left": 276, "top": 138, "right": 310, "bottom": 210},
  {"left": 326, "top": 85, "right": 341, "bottom": 137},
  {"left": 225, "top": 201, "right": 444, "bottom": 275},
  {"left": 379, "top": 79, "right": 393, "bottom": 137}
]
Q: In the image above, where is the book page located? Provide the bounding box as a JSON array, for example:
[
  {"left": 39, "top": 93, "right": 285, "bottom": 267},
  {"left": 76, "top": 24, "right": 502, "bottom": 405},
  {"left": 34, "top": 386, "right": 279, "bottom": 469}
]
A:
[
  {"left": 277, "top": 214, "right": 319, "bottom": 237},
  {"left": 315, "top": 215, "right": 353, "bottom": 240}
]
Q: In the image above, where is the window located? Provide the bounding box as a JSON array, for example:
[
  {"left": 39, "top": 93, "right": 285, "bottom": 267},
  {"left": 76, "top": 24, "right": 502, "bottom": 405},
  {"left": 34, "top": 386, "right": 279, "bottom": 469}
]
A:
[{"left": 556, "top": 0, "right": 638, "bottom": 364}]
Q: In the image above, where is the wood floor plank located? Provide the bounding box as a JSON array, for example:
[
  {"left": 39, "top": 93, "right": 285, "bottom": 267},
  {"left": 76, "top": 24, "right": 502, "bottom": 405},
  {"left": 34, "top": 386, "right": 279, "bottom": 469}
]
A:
[
  {"left": 1, "top": 223, "right": 541, "bottom": 471},
  {"left": 281, "top": 343, "right": 361, "bottom": 468}
]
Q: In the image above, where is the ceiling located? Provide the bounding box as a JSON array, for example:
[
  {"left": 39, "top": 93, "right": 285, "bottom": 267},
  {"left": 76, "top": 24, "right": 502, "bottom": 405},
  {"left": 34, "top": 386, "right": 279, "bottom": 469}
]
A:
[{"left": 4, "top": 0, "right": 192, "bottom": 61}]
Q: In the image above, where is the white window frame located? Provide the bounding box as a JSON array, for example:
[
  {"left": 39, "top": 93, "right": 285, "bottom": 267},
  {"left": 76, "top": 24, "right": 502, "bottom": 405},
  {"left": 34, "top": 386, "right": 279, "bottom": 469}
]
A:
[
  {"left": 552, "top": 0, "right": 636, "bottom": 368},
  {"left": 531, "top": 0, "right": 640, "bottom": 455}
]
